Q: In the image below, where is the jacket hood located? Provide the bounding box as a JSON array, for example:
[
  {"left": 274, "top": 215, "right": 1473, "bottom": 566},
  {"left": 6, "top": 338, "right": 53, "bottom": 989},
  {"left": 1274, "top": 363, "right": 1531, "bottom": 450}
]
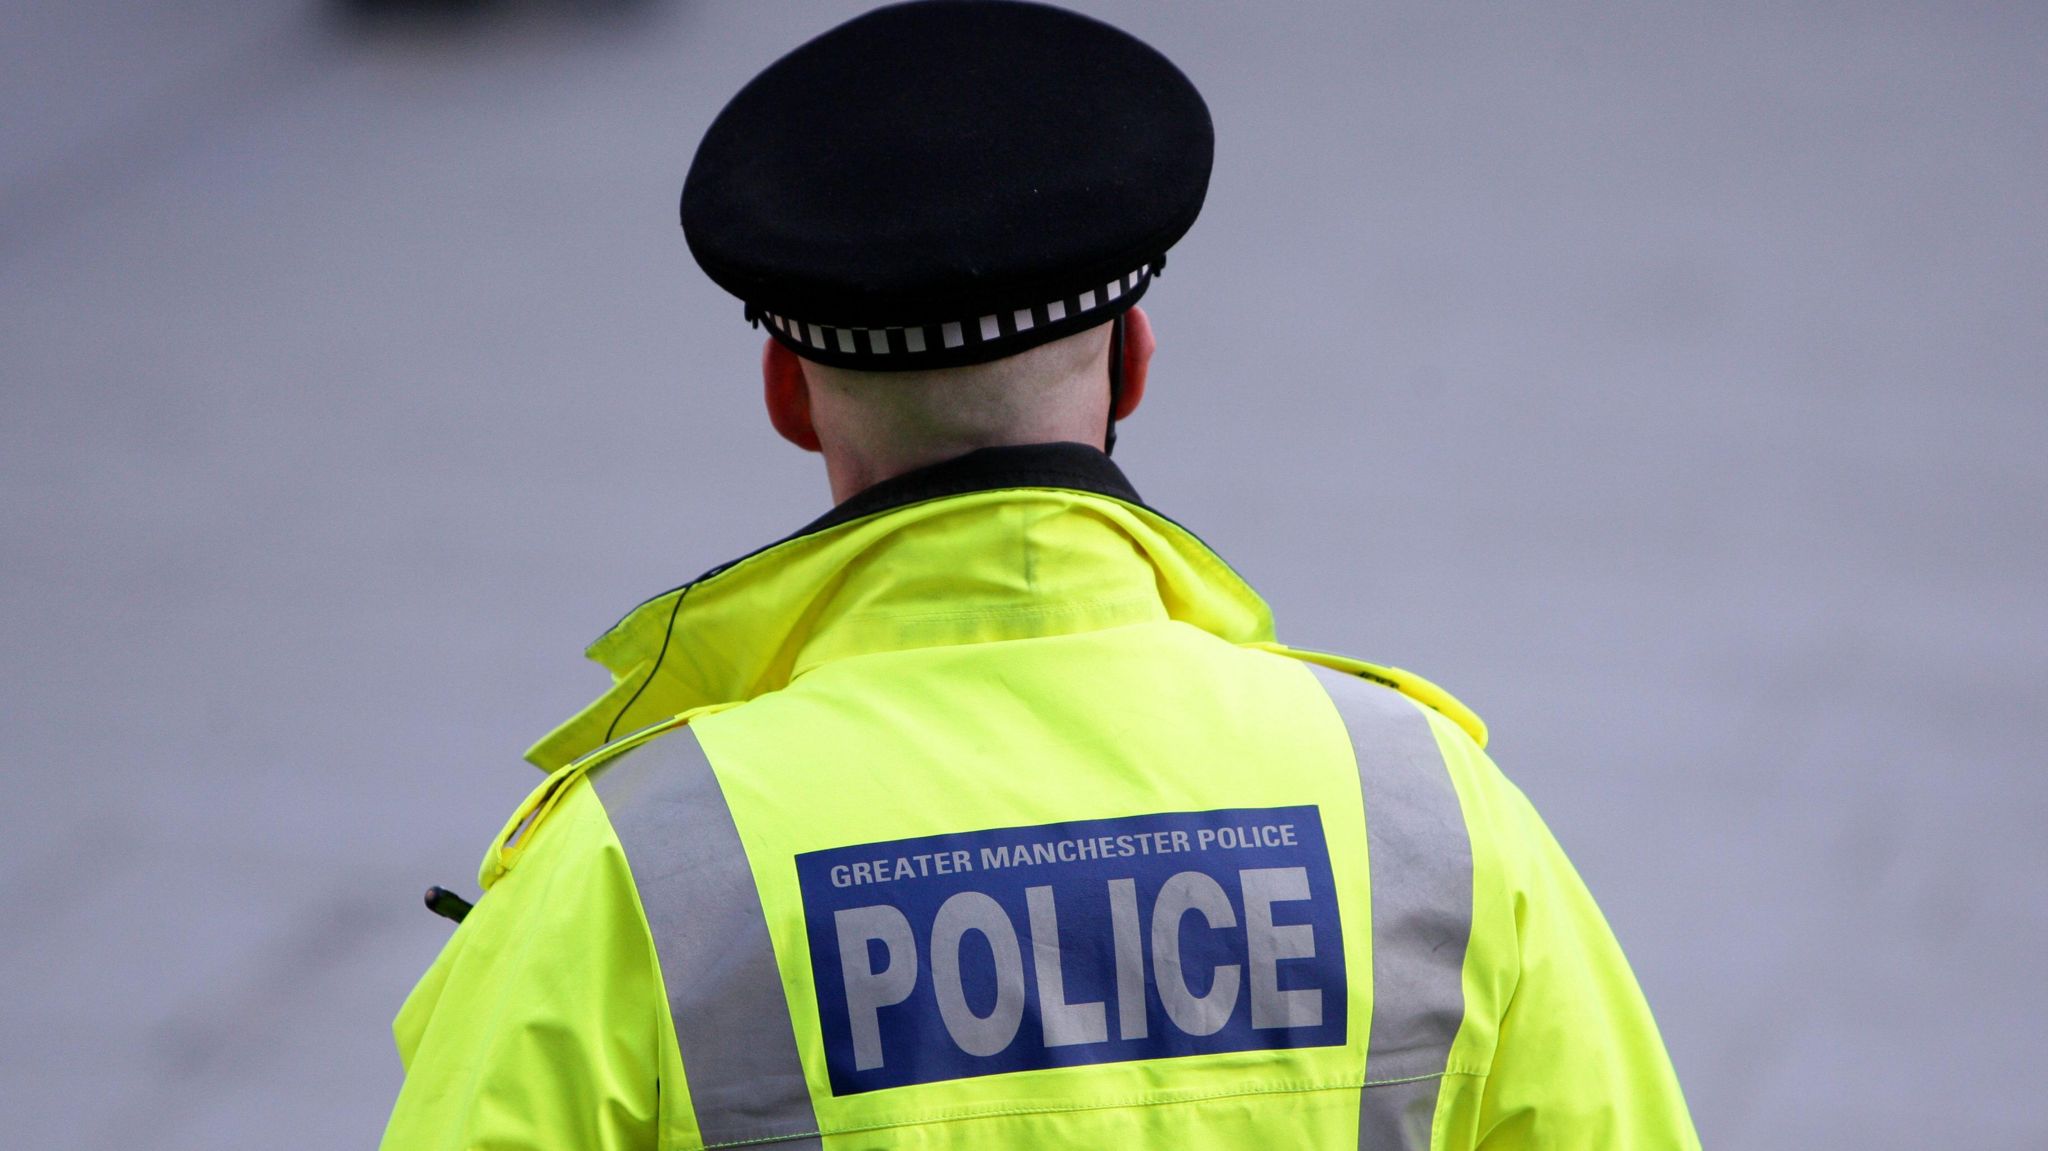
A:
[{"left": 524, "top": 444, "right": 1276, "bottom": 772}]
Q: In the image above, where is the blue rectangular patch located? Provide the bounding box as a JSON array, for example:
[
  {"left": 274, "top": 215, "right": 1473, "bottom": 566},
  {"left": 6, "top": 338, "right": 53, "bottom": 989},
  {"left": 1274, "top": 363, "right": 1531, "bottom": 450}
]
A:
[{"left": 795, "top": 806, "right": 1346, "bottom": 1095}]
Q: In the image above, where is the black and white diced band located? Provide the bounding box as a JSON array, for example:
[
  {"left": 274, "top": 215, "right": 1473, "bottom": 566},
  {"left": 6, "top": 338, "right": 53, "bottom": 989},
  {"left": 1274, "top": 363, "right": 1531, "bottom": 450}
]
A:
[{"left": 762, "top": 263, "right": 1152, "bottom": 362}]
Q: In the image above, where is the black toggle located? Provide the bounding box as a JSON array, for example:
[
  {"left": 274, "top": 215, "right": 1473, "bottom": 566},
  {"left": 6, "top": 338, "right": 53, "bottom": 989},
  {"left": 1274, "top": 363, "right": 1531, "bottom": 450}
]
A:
[{"left": 424, "top": 885, "right": 474, "bottom": 924}]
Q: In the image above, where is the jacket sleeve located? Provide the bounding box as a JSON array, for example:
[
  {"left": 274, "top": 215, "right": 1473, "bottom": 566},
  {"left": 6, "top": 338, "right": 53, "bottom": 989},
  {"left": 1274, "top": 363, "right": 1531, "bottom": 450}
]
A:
[
  {"left": 1471, "top": 773, "right": 1700, "bottom": 1150},
  {"left": 380, "top": 775, "right": 663, "bottom": 1151}
]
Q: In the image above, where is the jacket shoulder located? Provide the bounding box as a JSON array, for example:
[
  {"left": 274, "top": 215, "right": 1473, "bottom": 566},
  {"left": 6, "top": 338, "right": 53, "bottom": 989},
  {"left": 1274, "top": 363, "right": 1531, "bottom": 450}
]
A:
[
  {"left": 1249, "top": 641, "right": 1488, "bottom": 749},
  {"left": 480, "top": 704, "right": 740, "bottom": 890}
]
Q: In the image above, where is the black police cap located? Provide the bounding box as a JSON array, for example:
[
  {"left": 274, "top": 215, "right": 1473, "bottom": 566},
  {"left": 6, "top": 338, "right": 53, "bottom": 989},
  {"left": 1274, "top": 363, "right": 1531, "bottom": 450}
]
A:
[{"left": 681, "top": 0, "right": 1212, "bottom": 371}]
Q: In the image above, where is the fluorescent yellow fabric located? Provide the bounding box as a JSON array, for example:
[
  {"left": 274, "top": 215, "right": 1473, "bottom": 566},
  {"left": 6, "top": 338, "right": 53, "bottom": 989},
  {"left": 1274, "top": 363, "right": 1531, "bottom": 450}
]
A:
[
  {"left": 1428, "top": 707, "right": 1696, "bottom": 1149},
  {"left": 382, "top": 486, "right": 1696, "bottom": 1150},
  {"left": 384, "top": 768, "right": 671, "bottom": 1150},
  {"left": 697, "top": 623, "right": 1376, "bottom": 1144},
  {"left": 521, "top": 490, "right": 1276, "bottom": 774}
]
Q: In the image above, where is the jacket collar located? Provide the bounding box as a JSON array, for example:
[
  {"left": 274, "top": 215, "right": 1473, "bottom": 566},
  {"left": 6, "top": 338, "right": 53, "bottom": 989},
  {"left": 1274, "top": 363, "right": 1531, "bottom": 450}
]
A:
[
  {"left": 630, "top": 441, "right": 1149, "bottom": 603},
  {"left": 795, "top": 440, "right": 1145, "bottom": 538},
  {"left": 524, "top": 443, "right": 1274, "bottom": 771}
]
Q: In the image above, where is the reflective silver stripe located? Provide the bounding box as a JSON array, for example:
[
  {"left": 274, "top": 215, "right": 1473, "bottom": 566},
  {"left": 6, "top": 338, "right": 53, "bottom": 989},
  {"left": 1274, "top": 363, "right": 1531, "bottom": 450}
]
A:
[
  {"left": 1307, "top": 664, "right": 1472, "bottom": 1151},
  {"left": 1356, "top": 1076, "right": 1446, "bottom": 1151},
  {"left": 591, "top": 730, "right": 822, "bottom": 1150}
]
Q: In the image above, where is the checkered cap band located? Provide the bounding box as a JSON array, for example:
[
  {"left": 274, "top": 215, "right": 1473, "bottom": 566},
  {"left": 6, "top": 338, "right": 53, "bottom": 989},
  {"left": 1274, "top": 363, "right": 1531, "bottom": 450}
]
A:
[{"left": 759, "top": 262, "right": 1153, "bottom": 371}]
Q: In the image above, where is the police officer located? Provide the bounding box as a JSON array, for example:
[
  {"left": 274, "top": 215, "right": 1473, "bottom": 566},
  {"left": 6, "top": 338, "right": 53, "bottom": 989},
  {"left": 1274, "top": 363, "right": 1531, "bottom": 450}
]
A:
[{"left": 381, "top": 3, "right": 1698, "bottom": 1148}]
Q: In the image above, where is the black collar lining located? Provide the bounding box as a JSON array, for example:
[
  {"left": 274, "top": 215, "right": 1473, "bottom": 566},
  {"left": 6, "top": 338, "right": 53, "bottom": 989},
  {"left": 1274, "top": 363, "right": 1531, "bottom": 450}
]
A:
[{"left": 796, "top": 441, "right": 1142, "bottom": 537}]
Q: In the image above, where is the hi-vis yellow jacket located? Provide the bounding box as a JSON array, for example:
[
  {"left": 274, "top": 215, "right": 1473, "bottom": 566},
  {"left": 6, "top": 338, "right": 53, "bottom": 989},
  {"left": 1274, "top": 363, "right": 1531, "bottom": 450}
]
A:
[{"left": 382, "top": 444, "right": 1697, "bottom": 1151}]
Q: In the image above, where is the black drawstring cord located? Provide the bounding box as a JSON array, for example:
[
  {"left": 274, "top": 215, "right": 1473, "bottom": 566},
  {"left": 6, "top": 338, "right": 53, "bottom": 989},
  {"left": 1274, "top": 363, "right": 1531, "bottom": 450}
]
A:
[{"left": 1105, "top": 312, "right": 1125, "bottom": 456}]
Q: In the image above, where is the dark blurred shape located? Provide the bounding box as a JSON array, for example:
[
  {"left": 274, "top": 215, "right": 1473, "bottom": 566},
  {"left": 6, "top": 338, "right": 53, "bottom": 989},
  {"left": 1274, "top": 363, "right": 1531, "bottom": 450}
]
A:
[
  {"left": 332, "top": 0, "right": 657, "bottom": 36},
  {"left": 424, "top": 885, "right": 473, "bottom": 923},
  {"left": 339, "top": 0, "right": 501, "bottom": 22}
]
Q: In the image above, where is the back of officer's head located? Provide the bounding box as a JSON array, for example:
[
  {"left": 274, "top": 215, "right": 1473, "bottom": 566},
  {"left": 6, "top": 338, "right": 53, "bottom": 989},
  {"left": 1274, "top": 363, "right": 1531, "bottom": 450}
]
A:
[
  {"left": 805, "top": 325, "right": 1112, "bottom": 457},
  {"left": 762, "top": 314, "right": 1153, "bottom": 500}
]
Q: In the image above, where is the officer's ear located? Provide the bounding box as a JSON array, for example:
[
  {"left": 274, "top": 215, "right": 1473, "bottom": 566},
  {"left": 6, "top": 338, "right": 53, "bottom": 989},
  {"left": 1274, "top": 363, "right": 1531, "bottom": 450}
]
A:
[
  {"left": 763, "top": 337, "right": 823, "bottom": 453},
  {"left": 1115, "top": 305, "right": 1154, "bottom": 421}
]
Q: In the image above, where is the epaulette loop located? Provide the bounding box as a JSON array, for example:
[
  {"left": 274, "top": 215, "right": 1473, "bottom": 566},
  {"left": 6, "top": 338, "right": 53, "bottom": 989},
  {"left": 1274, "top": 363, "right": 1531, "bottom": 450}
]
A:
[
  {"left": 1250, "top": 642, "right": 1489, "bottom": 750},
  {"left": 480, "top": 708, "right": 718, "bottom": 890}
]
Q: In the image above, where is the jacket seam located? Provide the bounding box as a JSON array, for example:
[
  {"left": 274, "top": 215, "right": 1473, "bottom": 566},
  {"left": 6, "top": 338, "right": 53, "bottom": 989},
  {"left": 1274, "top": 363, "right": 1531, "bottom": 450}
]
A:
[
  {"left": 829, "top": 591, "right": 1162, "bottom": 628},
  {"left": 692, "top": 1068, "right": 1488, "bottom": 1149}
]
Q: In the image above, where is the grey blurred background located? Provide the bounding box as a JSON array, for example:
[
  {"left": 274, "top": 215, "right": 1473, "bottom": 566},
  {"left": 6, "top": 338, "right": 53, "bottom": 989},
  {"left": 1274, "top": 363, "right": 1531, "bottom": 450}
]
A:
[{"left": 4, "top": 1, "right": 2043, "bottom": 1147}]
